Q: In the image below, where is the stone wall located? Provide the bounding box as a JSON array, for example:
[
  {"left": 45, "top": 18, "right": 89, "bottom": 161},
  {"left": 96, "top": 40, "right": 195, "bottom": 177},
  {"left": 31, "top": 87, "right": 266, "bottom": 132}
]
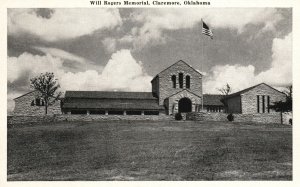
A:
[
  {"left": 8, "top": 114, "right": 172, "bottom": 125},
  {"left": 186, "top": 112, "right": 291, "bottom": 124},
  {"left": 241, "top": 84, "right": 286, "bottom": 114},
  {"left": 157, "top": 60, "right": 202, "bottom": 105},
  {"left": 167, "top": 90, "right": 202, "bottom": 115},
  {"left": 13, "top": 91, "right": 62, "bottom": 115}
]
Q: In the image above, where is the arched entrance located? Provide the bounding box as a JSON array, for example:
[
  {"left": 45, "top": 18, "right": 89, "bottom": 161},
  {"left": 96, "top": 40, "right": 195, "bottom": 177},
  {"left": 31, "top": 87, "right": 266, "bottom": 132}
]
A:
[{"left": 178, "top": 97, "right": 192, "bottom": 113}]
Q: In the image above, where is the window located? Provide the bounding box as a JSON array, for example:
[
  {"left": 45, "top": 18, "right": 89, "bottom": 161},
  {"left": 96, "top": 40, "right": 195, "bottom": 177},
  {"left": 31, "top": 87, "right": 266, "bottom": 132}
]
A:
[
  {"left": 90, "top": 110, "right": 105, "bottom": 115},
  {"left": 108, "top": 111, "right": 123, "bottom": 115},
  {"left": 71, "top": 110, "right": 87, "bottom": 115},
  {"left": 186, "top": 75, "right": 190, "bottom": 89},
  {"left": 171, "top": 75, "right": 176, "bottom": 88},
  {"left": 262, "top": 95, "right": 265, "bottom": 113},
  {"left": 144, "top": 111, "right": 159, "bottom": 115},
  {"left": 35, "top": 98, "right": 41, "bottom": 106},
  {"left": 257, "top": 95, "right": 260, "bottom": 113},
  {"left": 179, "top": 73, "right": 183, "bottom": 88},
  {"left": 31, "top": 100, "right": 35, "bottom": 106},
  {"left": 267, "top": 96, "right": 270, "bottom": 113},
  {"left": 127, "top": 111, "right": 142, "bottom": 115},
  {"left": 41, "top": 100, "right": 45, "bottom": 106}
]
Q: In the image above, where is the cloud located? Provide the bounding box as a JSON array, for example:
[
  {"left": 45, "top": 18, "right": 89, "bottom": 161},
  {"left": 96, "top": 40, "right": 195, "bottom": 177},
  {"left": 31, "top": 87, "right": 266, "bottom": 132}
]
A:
[
  {"left": 203, "top": 32, "right": 292, "bottom": 94},
  {"left": 8, "top": 8, "right": 122, "bottom": 41},
  {"left": 7, "top": 52, "right": 64, "bottom": 84},
  {"left": 60, "top": 49, "right": 152, "bottom": 91},
  {"left": 102, "top": 37, "right": 117, "bottom": 53},
  {"left": 256, "top": 32, "right": 292, "bottom": 85},
  {"left": 8, "top": 49, "right": 152, "bottom": 112},
  {"left": 128, "top": 8, "right": 283, "bottom": 48},
  {"left": 34, "top": 46, "right": 91, "bottom": 64}
]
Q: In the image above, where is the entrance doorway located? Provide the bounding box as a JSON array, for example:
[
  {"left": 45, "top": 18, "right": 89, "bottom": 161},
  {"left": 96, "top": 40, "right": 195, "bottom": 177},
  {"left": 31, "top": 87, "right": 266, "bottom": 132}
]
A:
[{"left": 178, "top": 97, "right": 192, "bottom": 113}]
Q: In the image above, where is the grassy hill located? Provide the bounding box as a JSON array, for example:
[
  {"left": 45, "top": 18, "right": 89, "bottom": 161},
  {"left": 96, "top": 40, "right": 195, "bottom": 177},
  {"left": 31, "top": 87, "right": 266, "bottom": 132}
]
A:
[{"left": 7, "top": 120, "right": 292, "bottom": 180}]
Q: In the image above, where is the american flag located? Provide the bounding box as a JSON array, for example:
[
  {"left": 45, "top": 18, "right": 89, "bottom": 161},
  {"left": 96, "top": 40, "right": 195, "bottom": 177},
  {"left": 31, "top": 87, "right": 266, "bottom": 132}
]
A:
[{"left": 202, "top": 21, "right": 213, "bottom": 39}]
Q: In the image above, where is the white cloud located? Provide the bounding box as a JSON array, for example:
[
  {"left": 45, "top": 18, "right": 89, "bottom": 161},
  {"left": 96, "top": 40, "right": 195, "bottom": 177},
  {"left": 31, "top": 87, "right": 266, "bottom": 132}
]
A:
[
  {"left": 34, "top": 46, "right": 91, "bottom": 64},
  {"left": 7, "top": 52, "right": 64, "bottom": 83},
  {"left": 129, "top": 8, "right": 283, "bottom": 48},
  {"left": 102, "top": 37, "right": 117, "bottom": 53},
  {"left": 60, "top": 49, "right": 152, "bottom": 92},
  {"left": 256, "top": 32, "right": 292, "bottom": 85},
  {"left": 8, "top": 8, "right": 122, "bottom": 41},
  {"left": 8, "top": 49, "right": 152, "bottom": 111},
  {"left": 203, "top": 32, "right": 292, "bottom": 94}
]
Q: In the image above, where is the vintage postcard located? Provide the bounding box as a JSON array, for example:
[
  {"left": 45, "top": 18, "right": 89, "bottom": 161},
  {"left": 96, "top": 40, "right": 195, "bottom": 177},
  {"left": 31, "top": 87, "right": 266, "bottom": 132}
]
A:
[{"left": 1, "top": 0, "right": 299, "bottom": 186}]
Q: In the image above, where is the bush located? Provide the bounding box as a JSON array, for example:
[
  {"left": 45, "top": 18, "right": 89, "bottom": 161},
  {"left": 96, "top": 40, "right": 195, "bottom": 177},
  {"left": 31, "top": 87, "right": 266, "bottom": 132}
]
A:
[
  {"left": 227, "top": 113, "right": 234, "bottom": 121},
  {"left": 289, "top": 118, "right": 292, "bottom": 125},
  {"left": 175, "top": 113, "right": 182, "bottom": 120}
]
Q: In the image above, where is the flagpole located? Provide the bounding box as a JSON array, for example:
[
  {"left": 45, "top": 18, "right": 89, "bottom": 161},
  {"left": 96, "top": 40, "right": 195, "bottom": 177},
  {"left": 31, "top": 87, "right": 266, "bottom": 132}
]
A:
[{"left": 201, "top": 19, "right": 204, "bottom": 112}]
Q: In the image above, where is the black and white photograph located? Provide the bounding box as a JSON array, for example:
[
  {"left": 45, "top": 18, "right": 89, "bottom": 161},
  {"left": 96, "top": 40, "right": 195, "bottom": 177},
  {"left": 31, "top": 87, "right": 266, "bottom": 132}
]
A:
[{"left": 3, "top": 0, "right": 296, "bottom": 183}]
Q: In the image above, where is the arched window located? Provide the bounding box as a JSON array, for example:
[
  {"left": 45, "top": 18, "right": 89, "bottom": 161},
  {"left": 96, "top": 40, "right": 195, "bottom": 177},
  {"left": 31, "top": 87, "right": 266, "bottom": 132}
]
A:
[
  {"left": 186, "top": 75, "right": 190, "bottom": 89},
  {"left": 171, "top": 75, "right": 176, "bottom": 88},
  {"left": 179, "top": 73, "right": 183, "bottom": 88}
]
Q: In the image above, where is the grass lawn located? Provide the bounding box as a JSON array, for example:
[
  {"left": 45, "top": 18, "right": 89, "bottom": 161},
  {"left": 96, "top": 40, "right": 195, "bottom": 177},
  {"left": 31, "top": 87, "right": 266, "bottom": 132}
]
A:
[{"left": 7, "top": 120, "right": 292, "bottom": 180}]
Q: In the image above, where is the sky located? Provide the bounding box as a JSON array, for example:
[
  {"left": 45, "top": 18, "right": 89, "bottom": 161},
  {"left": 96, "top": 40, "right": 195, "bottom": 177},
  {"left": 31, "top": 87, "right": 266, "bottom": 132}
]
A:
[{"left": 7, "top": 8, "right": 292, "bottom": 112}]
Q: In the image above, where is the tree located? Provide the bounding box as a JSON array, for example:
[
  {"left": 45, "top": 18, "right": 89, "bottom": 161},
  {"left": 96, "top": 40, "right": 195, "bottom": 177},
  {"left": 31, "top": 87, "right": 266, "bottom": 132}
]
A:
[
  {"left": 218, "top": 83, "right": 232, "bottom": 113},
  {"left": 269, "top": 85, "right": 292, "bottom": 124},
  {"left": 218, "top": 83, "right": 231, "bottom": 96},
  {"left": 30, "top": 72, "right": 62, "bottom": 115}
]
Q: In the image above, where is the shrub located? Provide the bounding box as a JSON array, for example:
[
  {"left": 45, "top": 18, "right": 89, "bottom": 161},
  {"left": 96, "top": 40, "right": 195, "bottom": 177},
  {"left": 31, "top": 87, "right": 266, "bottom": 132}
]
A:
[
  {"left": 227, "top": 113, "right": 234, "bottom": 121},
  {"left": 175, "top": 113, "right": 182, "bottom": 121}
]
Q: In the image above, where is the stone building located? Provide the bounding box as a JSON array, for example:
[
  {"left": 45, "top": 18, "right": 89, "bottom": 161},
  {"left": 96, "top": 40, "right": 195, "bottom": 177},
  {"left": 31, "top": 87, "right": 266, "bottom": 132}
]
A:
[
  {"left": 151, "top": 60, "right": 203, "bottom": 115},
  {"left": 13, "top": 91, "right": 62, "bottom": 115},
  {"left": 222, "top": 83, "right": 286, "bottom": 114},
  {"left": 14, "top": 60, "right": 286, "bottom": 117},
  {"left": 61, "top": 91, "right": 163, "bottom": 115}
]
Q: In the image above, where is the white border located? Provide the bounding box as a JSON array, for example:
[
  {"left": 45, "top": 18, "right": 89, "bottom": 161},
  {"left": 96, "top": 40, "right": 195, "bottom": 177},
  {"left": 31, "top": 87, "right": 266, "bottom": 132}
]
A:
[{"left": 1, "top": 0, "right": 299, "bottom": 186}]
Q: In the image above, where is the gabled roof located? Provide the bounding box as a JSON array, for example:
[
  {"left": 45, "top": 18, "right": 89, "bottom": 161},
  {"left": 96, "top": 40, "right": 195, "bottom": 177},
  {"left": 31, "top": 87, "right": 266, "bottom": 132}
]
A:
[
  {"left": 166, "top": 89, "right": 202, "bottom": 99},
  {"left": 65, "top": 91, "right": 157, "bottom": 100},
  {"left": 203, "top": 94, "right": 224, "bottom": 106},
  {"left": 151, "top": 60, "right": 202, "bottom": 82},
  {"left": 13, "top": 90, "right": 36, "bottom": 100},
  {"left": 223, "top": 83, "right": 286, "bottom": 100}
]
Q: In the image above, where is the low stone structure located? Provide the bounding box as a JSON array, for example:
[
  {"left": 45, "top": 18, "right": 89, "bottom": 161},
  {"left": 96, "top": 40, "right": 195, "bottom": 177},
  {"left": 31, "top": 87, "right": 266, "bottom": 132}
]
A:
[
  {"left": 13, "top": 91, "right": 62, "bottom": 115},
  {"left": 222, "top": 83, "right": 286, "bottom": 114},
  {"left": 7, "top": 114, "right": 172, "bottom": 125},
  {"left": 186, "top": 112, "right": 291, "bottom": 124}
]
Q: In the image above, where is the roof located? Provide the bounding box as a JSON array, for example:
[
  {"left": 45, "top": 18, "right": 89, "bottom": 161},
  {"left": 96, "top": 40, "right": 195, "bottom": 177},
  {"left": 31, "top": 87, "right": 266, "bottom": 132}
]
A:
[
  {"left": 13, "top": 91, "right": 36, "bottom": 100},
  {"left": 166, "top": 89, "right": 202, "bottom": 99},
  {"left": 62, "top": 98, "right": 163, "bottom": 110},
  {"left": 203, "top": 94, "right": 224, "bottom": 106},
  {"left": 223, "top": 83, "right": 286, "bottom": 100},
  {"left": 151, "top": 60, "right": 202, "bottom": 82},
  {"left": 65, "top": 91, "right": 157, "bottom": 100}
]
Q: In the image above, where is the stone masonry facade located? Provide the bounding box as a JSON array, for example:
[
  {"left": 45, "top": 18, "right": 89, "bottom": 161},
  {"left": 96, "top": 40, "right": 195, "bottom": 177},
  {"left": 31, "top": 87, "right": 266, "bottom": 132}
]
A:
[
  {"left": 152, "top": 60, "right": 202, "bottom": 106},
  {"left": 13, "top": 91, "right": 61, "bottom": 116},
  {"left": 241, "top": 84, "right": 286, "bottom": 114}
]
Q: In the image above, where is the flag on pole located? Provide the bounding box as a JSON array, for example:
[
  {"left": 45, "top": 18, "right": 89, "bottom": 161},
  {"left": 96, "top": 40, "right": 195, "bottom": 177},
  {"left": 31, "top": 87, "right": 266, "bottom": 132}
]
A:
[{"left": 202, "top": 21, "right": 213, "bottom": 39}]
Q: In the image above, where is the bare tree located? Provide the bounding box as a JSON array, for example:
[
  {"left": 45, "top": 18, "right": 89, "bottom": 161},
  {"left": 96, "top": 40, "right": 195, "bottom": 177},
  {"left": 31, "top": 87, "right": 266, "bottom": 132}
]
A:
[
  {"left": 30, "top": 72, "right": 62, "bottom": 115},
  {"left": 218, "top": 83, "right": 231, "bottom": 96}
]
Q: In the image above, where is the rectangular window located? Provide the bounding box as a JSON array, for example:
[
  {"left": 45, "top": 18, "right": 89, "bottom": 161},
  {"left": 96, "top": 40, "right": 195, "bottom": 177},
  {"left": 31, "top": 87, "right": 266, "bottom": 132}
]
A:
[
  {"left": 257, "top": 95, "right": 260, "bottom": 113},
  {"left": 267, "top": 96, "right": 270, "bottom": 113},
  {"left": 179, "top": 73, "right": 183, "bottom": 88},
  {"left": 90, "top": 110, "right": 105, "bottom": 115},
  {"left": 144, "top": 111, "right": 159, "bottom": 115},
  {"left": 108, "top": 111, "right": 124, "bottom": 115},
  {"left": 127, "top": 111, "right": 142, "bottom": 115},
  {"left": 186, "top": 76, "right": 190, "bottom": 89},
  {"left": 262, "top": 95, "right": 265, "bottom": 113},
  {"left": 71, "top": 110, "right": 87, "bottom": 115}
]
